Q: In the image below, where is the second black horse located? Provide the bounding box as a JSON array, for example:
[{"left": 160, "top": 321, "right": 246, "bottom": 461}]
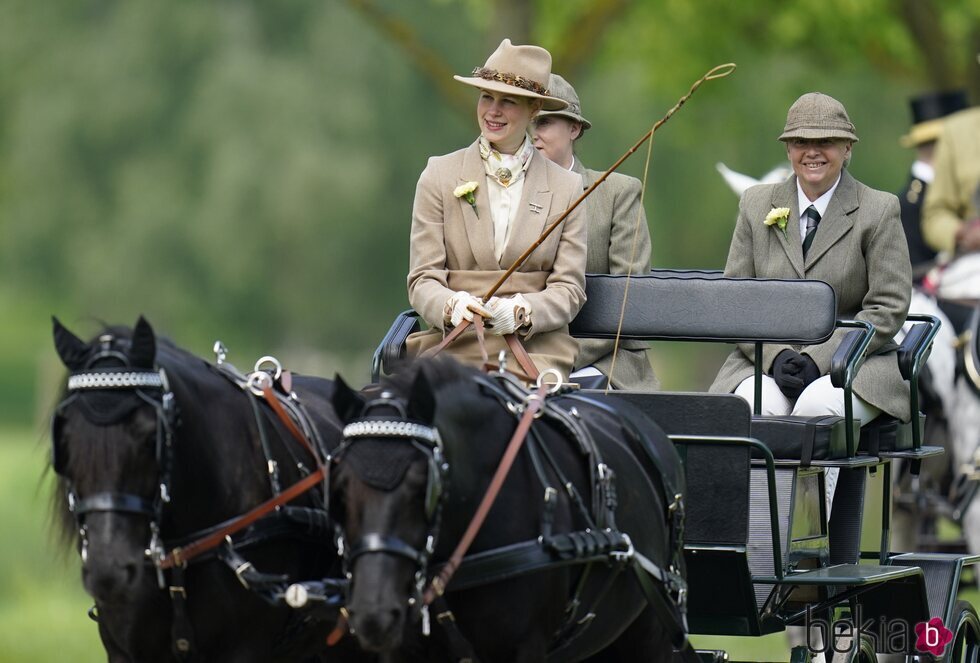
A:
[{"left": 330, "top": 357, "right": 690, "bottom": 663}]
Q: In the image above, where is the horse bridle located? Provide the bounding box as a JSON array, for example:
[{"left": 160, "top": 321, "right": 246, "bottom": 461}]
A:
[
  {"left": 335, "top": 391, "right": 448, "bottom": 617},
  {"left": 53, "top": 340, "right": 177, "bottom": 587}
]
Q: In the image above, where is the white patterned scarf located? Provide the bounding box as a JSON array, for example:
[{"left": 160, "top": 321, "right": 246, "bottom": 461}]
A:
[{"left": 479, "top": 134, "right": 534, "bottom": 188}]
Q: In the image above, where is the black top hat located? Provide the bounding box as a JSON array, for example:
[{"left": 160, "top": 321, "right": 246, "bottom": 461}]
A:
[{"left": 902, "top": 89, "right": 970, "bottom": 146}]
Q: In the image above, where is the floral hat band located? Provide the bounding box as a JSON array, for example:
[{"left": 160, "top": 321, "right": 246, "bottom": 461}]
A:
[
  {"left": 454, "top": 38, "right": 568, "bottom": 111},
  {"left": 471, "top": 67, "right": 549, "bottom": 97}
]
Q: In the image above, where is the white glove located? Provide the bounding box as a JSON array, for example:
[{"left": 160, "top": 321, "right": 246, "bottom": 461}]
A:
[
  {"left": 446, "top": 291, "right": 491, "bottom": 327},
  {"left": 485, "top": 294, "right": 531, "bottom": 336}
]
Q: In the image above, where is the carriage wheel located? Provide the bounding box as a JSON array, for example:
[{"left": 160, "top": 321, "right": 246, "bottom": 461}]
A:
[{"left": 945, "top": 600, "right": 980, "bottom": 663}]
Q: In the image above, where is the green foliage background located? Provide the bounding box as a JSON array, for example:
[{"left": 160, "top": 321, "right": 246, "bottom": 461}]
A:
[
  {"left": 1, "top": 0, "right": 977, "bottom": 424},
  {"left": 1, "top": 0, "right": 979, "bottom": 658}
]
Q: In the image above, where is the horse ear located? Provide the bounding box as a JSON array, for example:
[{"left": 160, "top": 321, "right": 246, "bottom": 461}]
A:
[
  {"left": 52, "top": 317, "right": 89, "bottom": 370},
  {"left": 407, "top": 368, "right": 436, "bottom": 424},
  {"left": 332, "top": 374, "right": 365, "bottom": 423},
  {"left": 129, "top": 316, "right": 156, "bottom": 368}
]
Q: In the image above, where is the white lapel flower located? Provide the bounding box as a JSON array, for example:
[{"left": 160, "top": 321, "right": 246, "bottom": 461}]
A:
[
  {"left": 764, "top": 207, "right": 790, "bottom": 236},
  {"left": 454, "top": 181, "right": 479, "bottom": 218}
]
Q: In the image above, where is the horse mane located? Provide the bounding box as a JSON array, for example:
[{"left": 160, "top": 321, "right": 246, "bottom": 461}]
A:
[{"left": 380, "top": 357, "right": 490, "bottom": 416}]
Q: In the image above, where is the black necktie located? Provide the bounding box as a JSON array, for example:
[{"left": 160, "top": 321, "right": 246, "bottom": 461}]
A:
[{"left": 802, "top": 205, "right": 821, "bottom": 257}]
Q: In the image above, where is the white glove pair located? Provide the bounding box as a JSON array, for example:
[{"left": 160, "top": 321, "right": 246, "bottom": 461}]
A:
[{"left": 445, "top": 292, "right": 531, "bottom": 336}]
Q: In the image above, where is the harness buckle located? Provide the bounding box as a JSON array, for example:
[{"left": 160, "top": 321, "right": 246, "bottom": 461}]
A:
[
  {"left": 610, "top": 532, "right": 635, "bottom": 563},
  {"left": 213, "top": 341, "right": 228, "bottom": 365},
  {"left": 234, "top": 561, "right": 254, "bottom": 589},
  {"left": 535, "top": 368, "right": 564, "bottom": 394}
]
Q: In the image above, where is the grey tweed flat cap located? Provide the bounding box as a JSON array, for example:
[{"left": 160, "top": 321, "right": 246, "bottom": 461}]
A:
[{"left": 779, "top": 92, "right": 858, "bottom": 143}]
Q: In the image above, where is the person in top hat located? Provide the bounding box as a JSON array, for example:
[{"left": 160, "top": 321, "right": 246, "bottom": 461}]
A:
[
  {"left": 531, "top": 73, "right": 659, "bottom": 390},
  {"left": 711, "top": 92, "right": 912, "bottom": 443},
  {"left": 922, "top": 93, "right": 980, "bottom": 256},
  {"left": 406, "top": 39, "right": 587, "bottom": 378},
  {"left": 898, "top": 90, "right": 969, "bottom": 280}
]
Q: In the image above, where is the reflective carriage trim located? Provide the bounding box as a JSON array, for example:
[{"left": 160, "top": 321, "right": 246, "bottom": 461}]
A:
[
  {"left": 342, "top": 420, "right": 441, "bottom": 445},
  {"left": 68, "top": 370, "right": 165, "bottom": 391}
]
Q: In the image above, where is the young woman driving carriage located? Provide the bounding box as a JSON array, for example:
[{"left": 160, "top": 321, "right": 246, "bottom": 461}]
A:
[{"left": 405, "top": 39, "right": 587, "bottom": 380}]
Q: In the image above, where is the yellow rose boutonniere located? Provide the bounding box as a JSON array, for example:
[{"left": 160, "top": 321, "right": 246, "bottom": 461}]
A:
[
  {"left": 764, "top": 207, "right": 791, "bottom": 236},
  {"left": 454, "top": 181, "right": 479, "bottom": 218}
]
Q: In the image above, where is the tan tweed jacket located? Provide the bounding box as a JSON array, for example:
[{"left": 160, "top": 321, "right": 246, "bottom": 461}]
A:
[
  {"left": 710, "top": 171, "right": 913, "bottom": 421},
  {"left": 572, "top": 159, "right": 660, "bottom": 390},
  {"left": 406, "top": 141, "right": 587, "bottom": 377}
]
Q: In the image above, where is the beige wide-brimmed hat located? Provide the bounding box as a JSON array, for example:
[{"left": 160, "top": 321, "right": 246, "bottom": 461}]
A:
[
  {"left": 454, "top": 39, "right": 568, "bottom": 111},
  {"left": 534, "top": 74, "right": 592, "bottom": 130},
  {"left": 778, "top": 92, "right": 859, "bottom": 143}
]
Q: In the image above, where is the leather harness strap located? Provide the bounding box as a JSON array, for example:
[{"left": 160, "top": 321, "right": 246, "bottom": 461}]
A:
[
  {"left": 422, "top": 320, "right": 469, "bottom": 358},
  {"left": 472, "top": 316, "right": 489, "bottom": 364},
  {"left": 423, "top": 381, "right": 549, "bottom": 604},
  {"left": 159, "top": 387, "right": 326, "bottom": 570},
  {"left": 260, "top": 385, "right": 323, "bottom": 470},
  {"left": 159, "top": 467, "right": 325, "bottom": 569},
  {"left": 425, "top": 317, "right": 542, "bottom": 381},
  {"left": 504, "top": 333, "right": 540, "bottom": 380}
]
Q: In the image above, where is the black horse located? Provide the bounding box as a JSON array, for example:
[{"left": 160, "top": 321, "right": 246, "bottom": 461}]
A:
[
  {"left": 50, "top": 317, "right": 369, "bottom": 662},
  {"left": 329, "top": 358, "right": 689, "bottom": 663}
]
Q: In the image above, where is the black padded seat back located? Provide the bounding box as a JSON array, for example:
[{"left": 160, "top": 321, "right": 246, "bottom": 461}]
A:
[
  {"left": 599, "top": 392, "right": 751, "bottom": 437},
  {"left": 647, "top": 267, "right": 725, "bottom": 279},
  {"left": 601, "top": 392, "right": 752, "bottom": 546},
  {"left": 570, "top": 274, "right": 837, "bottom": 343}
]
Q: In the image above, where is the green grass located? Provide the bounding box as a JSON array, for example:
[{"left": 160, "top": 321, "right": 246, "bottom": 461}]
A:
[{"left": 0, "top": 428, "right": 102, "bottom": 663}]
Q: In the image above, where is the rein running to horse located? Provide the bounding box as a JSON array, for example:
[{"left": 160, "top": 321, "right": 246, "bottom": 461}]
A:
[{"left": 424, "top": 63, "right": 737, "bottom": 386}]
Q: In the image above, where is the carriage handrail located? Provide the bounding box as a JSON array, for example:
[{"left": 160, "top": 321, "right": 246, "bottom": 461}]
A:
[
  {"left": 670, "top": 435, "right": 783, "bottom": 580},
  {"left": 830, "top": 320, "right": 874, "bottom": 456},
  {"left": 371, "top": 309, "right": 419, "bottom": 382},
  {"left": 900, "top": 314, "right": 942, "bottom": 450}
]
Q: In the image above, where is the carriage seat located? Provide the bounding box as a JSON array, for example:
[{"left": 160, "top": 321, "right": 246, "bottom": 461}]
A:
[
  {"left": 570, "top": 273, "right": 940, "bottom": 465},
  {"left": 569, "top": 273, "right": 870, "bottom": 463},
  {"left": 374, "top": 273, "right": 937, "bottom": 464}
]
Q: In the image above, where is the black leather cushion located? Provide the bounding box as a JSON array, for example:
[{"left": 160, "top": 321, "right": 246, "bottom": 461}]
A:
[
  {"left": 750, "top": 415, "right": 851, "bottom": 465},
  {"left": 858, "top": 414, "right": 922, "bottom": 455}
]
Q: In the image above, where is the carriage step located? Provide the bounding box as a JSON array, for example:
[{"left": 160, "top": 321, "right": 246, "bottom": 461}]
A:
[
  {"left": 695, "top": 650, "right": 728, "bottom": 663},
  {"left": 753, "top": 563, "right": 924, "bottom": 586},
  {"left": 889, "top": 552, "right": 980, "bottom": 620}
]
